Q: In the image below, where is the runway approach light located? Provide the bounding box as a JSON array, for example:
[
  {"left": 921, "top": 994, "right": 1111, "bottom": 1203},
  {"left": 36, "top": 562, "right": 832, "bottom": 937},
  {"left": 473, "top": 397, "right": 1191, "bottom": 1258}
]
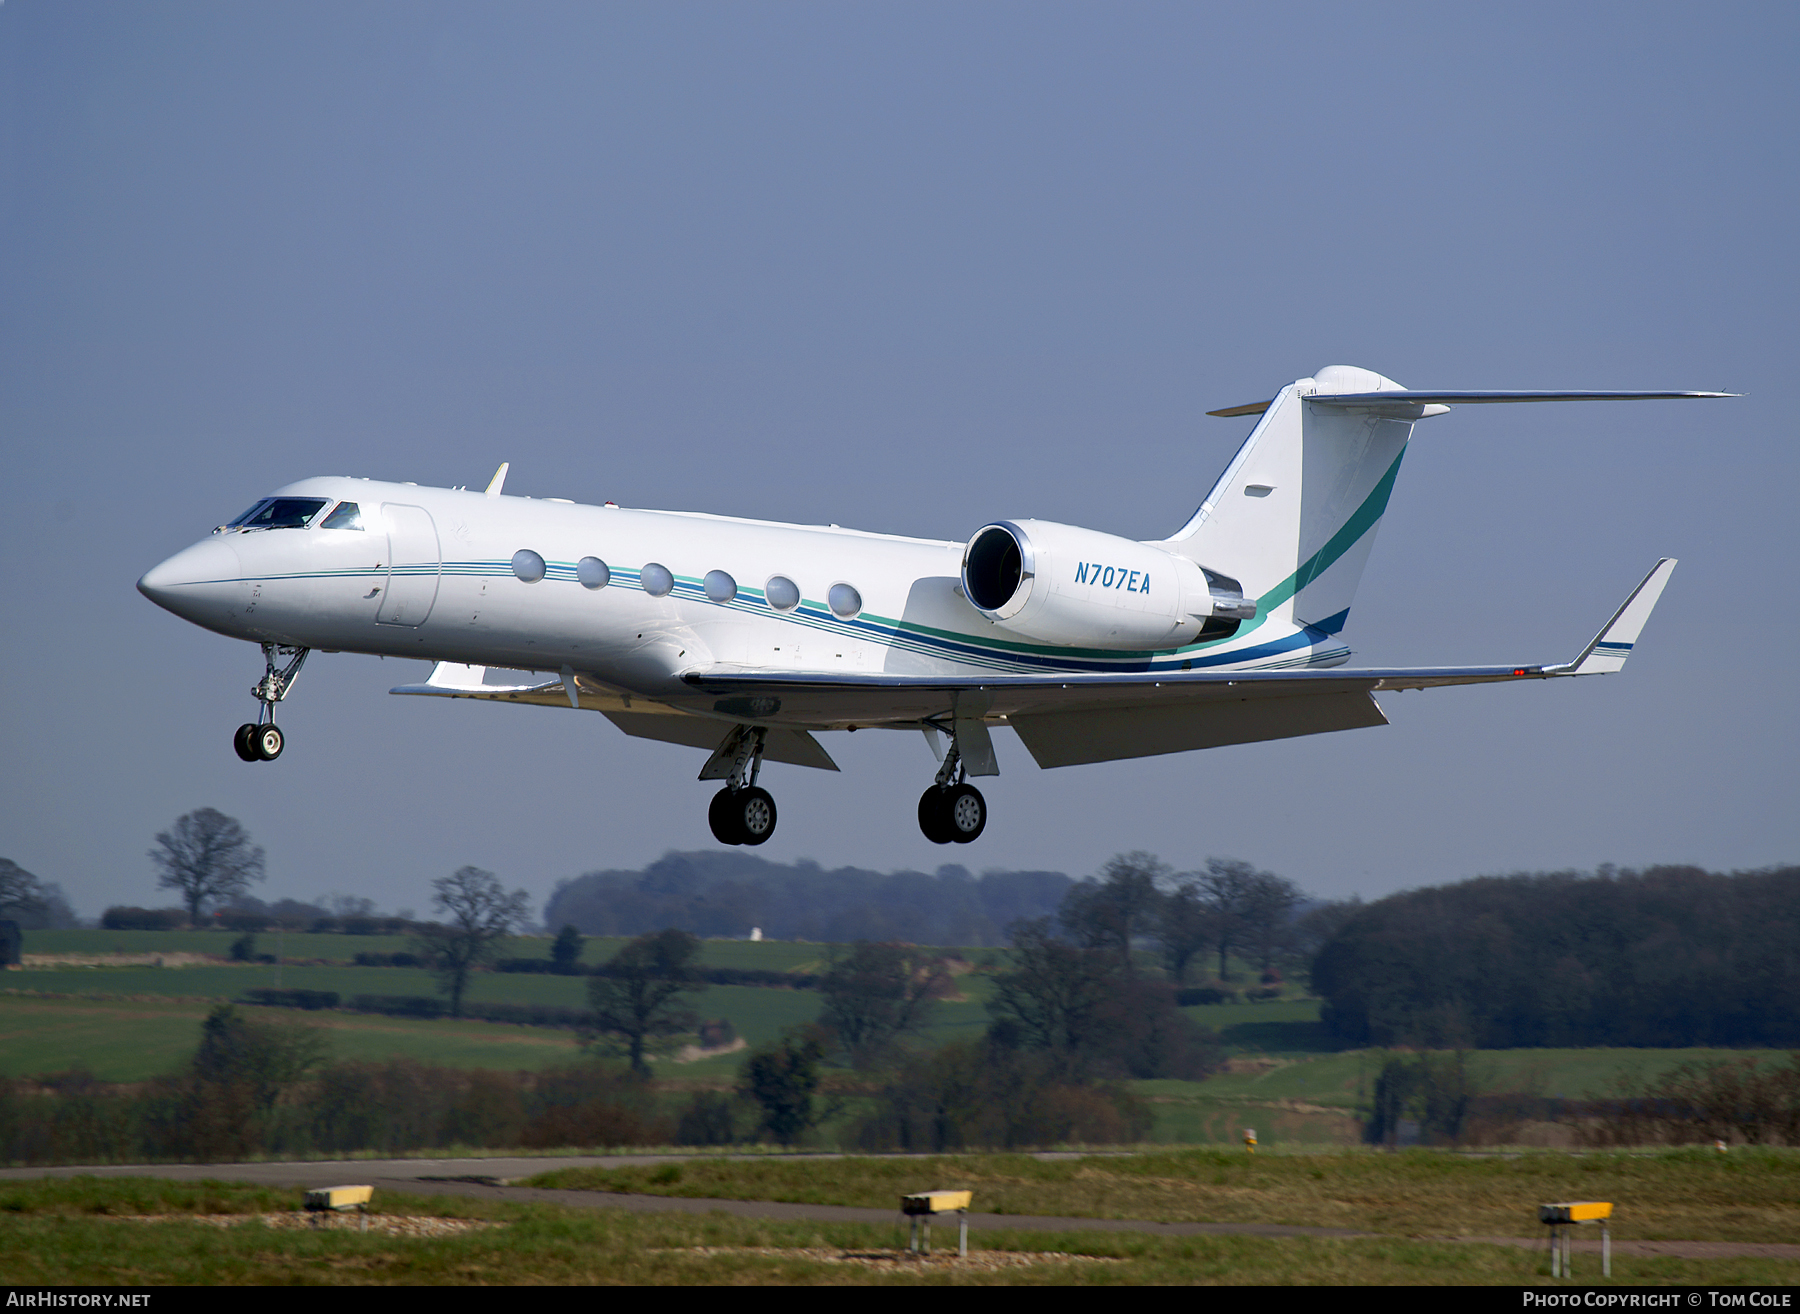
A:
[
  {"left": 1539, "top": 1201, "right": 1612, "bottom": 1278},
  {"left": 902, "top": 1190, "right": 973, "bottom": 1258},
  {"left": 306, "top": 1185, "right": 374, "bottom": 1232}
]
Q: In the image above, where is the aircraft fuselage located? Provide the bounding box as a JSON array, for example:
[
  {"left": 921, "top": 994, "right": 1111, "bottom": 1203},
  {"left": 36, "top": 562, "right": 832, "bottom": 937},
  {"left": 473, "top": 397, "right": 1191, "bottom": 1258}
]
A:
[{"left": 139, "top": 475, "right": 1326, "bottom": 726}]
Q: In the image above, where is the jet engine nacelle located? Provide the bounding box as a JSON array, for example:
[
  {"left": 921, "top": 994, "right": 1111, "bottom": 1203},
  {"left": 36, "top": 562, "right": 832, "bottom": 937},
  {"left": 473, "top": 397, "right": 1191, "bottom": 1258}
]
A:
[{"left": 960, "top": 519, "right": 1252, "bottom": 650}]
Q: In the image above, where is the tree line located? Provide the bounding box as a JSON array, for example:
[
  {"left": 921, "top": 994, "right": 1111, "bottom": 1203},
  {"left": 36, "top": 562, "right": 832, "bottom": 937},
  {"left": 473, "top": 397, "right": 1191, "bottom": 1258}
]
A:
[
  {"left": 545, "top": 851, "right": 1077, "bottom": 946},
  {"left": 1312, "top": 865, "right": 1800, "bottom": 1048}
]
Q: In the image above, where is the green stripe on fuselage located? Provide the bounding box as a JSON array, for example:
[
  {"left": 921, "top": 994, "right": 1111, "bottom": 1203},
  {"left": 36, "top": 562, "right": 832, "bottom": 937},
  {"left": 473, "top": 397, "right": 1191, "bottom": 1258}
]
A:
[{"left": 1230, "top": 445, "right": 1408, "bottom": 638}]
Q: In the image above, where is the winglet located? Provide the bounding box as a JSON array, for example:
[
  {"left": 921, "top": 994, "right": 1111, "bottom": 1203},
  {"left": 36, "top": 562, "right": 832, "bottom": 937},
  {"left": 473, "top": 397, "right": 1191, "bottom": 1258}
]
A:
[
  {"left": 485, "top": 463, "right": 510, "bottom": 498},
  {"left": 1547, "top": 559, "right": 1678, "bottom": 675}
]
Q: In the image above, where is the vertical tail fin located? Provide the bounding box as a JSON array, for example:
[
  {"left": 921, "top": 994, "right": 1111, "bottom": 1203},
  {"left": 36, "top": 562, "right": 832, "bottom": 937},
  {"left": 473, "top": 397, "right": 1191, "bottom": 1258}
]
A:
[{"left": 1161, "top": 366, "right": 1420, "bottom": 636}]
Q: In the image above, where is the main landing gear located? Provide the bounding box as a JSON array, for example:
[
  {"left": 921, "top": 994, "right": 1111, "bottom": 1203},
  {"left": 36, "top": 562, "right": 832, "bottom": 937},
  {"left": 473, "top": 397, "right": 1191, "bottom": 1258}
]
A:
[
  {"left": 703, "top": 725, "right": 778, "bottom": 846},
  {"left": 233, "top": 643, "right": 309, "bottom": 763},
  {"left": 918, "top": 729, "right": 987, "bottom": 845}
]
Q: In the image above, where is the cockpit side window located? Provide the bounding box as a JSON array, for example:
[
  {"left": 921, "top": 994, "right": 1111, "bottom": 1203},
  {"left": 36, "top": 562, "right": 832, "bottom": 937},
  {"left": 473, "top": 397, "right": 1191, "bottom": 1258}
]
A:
[
  {"left": 320, "top": 501, "right": 363, "bottom": 531},
  {"left": 237, "top": 498, "right": 330, "bottom": 531}
]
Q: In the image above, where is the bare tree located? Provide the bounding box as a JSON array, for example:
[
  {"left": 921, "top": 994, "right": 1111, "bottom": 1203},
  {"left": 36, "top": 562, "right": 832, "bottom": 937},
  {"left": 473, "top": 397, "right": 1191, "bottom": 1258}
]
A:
[
  {"left": 0, "top": 858, "right": 48, "bottom": 920},
  {"left": 1240, "top": 870, "right": 1305, "bottom": 975},
  {"left": 987, "top": 917, "right": 1119, "bottom": 1078},
  {"left": 148, "top": 809, "right": 266, "bottom": 925},
  {"left": 584, "top": 928, "right": 708, "bottom": 1075},
  {"left": 1155, "top": 881, "right": 1213, "bottom": 984},
  {"left": 818, "top": 941, "right": 950, "bottom": 1069},
  {"left": 1192, "top": 857, "right": 1261, "bottom": 981},
  {"left": 412, "top": 866, "right": 530, "bottom": 1018},
  {"left": 1059, "top": 851, "right": 1169, "bottom": 977}
]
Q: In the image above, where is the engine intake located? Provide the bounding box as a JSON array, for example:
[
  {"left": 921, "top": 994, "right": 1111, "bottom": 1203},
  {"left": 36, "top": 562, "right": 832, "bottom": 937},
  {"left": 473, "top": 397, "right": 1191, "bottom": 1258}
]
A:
[{"left": 960, "top": 520, "right": 1248, "bottom": 650}]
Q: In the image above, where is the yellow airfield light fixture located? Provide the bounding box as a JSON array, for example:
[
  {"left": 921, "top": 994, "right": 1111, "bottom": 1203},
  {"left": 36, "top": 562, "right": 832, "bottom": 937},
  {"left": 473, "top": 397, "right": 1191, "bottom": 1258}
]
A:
[
  {"left": 902, "top": 1190, "right": 974, "bottom": 1258},
  {"left": 1539, "top": 1201, "right": 1612, "bottom": 1278}
]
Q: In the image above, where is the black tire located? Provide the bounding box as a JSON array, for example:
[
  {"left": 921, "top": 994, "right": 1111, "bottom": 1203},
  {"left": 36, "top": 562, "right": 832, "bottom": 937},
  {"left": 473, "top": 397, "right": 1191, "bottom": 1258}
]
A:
[
  {"left": 918, "top": 787, "right": 954, "bottom": 844},
  {"left": 736, "top": 786, "right": 777, "bottom": 846},
  {"left": 944, "top": 783, "right": 987, "bottom": 843},
  {"left": 708, "top": 788, "right": 744, "bottom": 845},
  {"left": 233, "top": 723, "right": 260, "bottom": 762},
  {"left": 254, "top": 723, "right": 284, "bottom": 761}
]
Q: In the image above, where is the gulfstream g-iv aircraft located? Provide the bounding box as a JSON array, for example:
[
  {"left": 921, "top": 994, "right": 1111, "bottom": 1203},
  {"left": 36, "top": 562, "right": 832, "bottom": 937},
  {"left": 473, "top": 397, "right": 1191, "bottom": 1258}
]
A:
[{"left": 138, "top": 365, "right": 1729, "bottom": 847}]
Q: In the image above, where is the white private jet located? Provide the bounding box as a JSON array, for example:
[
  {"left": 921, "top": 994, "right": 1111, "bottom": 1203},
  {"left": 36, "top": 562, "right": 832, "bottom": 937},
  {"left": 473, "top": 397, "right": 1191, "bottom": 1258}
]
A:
[{"left": 139, "top": 365, "right": 1728, "bottom": 847}]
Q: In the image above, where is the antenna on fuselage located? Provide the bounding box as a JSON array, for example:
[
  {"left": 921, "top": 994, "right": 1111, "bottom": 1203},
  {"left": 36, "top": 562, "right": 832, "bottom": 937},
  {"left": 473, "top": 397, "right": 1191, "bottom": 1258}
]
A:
[{"left": 485, "top": 463, "right": 510, "bottom": 498}]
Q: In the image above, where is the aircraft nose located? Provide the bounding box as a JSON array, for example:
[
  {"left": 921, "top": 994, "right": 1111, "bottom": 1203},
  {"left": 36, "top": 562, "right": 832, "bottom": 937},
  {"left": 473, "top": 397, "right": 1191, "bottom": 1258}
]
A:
[{"left": 138, "top": 539, "right": 242, "bottom": 616}]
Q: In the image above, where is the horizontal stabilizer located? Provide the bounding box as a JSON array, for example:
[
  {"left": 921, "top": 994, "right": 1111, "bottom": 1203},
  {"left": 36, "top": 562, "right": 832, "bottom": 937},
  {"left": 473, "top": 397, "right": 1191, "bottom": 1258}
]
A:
[
  {"left": 1205, "top": 399, "right": 1278, "bottom": 418},
  {"left": 1307, "top": 389, "right": 1735, "bottom": 406},
  {"left": 1211, "top": 389, "right": 1733, "bottom": 417}
]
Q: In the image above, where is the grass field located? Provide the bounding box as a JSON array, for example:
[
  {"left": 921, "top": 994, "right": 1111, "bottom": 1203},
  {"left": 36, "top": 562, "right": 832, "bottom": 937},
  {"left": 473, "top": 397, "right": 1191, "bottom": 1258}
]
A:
[
  {"left": 1, "top": 1175, "right": 1794, "bottom": 1285},
  {"left": 1127, "top": 1045, "right": 1799, "bottom": 1147},
  {"left": 5, "top": 983, "right": 1785, "bottom": 1140},
  {"left": 525, "top": 1145, "right": 1800, "bottom": 1245},
  {"left": 18, "top": 927, "right": 951, "bottom": 973},
  {"left": 1138, "top": 1046, "right": 1798, "bottom": 1112},
  {"left": 0, "top": 941, "right": 1001, "bottom": 1082},
  {"left": 0, "top": 994, "right": 593, "bottom": 1080},
  {"left": 0, "top": 989, "right": 848, "bottom": 1082}
]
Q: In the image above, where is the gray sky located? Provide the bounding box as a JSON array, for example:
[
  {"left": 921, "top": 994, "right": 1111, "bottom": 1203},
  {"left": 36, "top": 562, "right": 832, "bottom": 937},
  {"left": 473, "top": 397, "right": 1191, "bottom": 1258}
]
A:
[{"left": 3, "top": 1, "right": 1795, "bottom": 922}]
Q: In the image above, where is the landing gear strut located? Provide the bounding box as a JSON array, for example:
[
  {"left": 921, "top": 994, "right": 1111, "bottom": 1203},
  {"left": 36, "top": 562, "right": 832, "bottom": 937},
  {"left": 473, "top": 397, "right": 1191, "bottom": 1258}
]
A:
[
  {"left": 703, "top": 725, "right": 777, "bottom": 846},
  {"left": 918, "top": 727, "right": 987, "bottom": 845},
  {"left": 234, "top": 643, "right": 309, "bottom": 763}
]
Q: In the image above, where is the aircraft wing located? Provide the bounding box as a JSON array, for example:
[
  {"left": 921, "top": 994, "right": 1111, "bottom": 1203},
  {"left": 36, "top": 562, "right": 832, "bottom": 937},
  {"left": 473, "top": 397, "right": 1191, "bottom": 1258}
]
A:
[
  {"left": 389, "top": 661, "right": 840, "bottom": 770},
  {"left": 683, "top": 559, "right": 1677, "bottom": 768}
]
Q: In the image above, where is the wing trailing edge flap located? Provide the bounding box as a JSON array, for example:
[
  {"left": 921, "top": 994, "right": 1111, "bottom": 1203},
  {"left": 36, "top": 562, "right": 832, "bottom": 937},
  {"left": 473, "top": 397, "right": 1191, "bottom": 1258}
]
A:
[
  {"left": 604, "top": 711, "right": 839, "bottom": 771},
  {"left": 1011, "top": 689, "right": 1389, "bottom": 768},
  {"left": 390, "top": 663, "right": 569, "bottom": 704}
]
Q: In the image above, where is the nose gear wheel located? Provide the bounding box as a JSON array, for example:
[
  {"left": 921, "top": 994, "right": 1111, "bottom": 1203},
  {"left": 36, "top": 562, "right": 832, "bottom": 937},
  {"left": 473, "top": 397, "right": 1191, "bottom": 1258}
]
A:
[
  {"left": 233, "top": 724, "right": 261, "bottom": 762},
  {"left": 232, "top": 643, "right": 309, "bottom": 764}
]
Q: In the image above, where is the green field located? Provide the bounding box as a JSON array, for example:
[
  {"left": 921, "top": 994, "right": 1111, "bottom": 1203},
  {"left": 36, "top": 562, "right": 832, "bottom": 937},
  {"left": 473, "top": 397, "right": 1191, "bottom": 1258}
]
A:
[
  {"left": 0, "top": 988, "right": 847, "bottom": 1083},
  {"left": 9, "top": 929, "right": 1791, "bottom": 1152},
  {"left": 0, "top": 995, "right": 590, "bottom": 1080},
  {"left": 1, "top": 932, "right": 1001, "bottom": 1084},
  {"left": 18, "top": 927, "right": 847, "bottom": 971},
  {"left": 22, "top": 927, "right": 420, "bottom": 961}
]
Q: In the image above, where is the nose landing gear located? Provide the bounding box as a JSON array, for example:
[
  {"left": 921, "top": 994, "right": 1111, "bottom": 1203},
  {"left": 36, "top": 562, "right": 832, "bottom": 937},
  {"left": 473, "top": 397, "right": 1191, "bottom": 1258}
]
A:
[
  {"left": 702, "top": 725, "right": 778, "bottom": 846},
  {"left": 233, "top": 643, "right": 309, "bottom": 763}
]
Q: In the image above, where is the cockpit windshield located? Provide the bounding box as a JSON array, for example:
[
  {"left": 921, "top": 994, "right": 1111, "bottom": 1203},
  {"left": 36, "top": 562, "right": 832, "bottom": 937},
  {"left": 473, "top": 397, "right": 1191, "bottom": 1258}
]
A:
[
  {"left": 223, "top": 498, "right": 330, "bottom": 532},
  {"left": 223, "top": 500, "right": 271, "bottom": 530}
]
